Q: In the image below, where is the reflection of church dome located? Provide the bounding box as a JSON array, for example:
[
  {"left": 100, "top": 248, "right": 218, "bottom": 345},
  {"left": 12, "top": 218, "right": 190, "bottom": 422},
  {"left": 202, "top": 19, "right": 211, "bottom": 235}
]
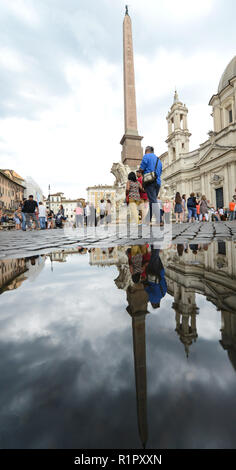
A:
[
  {"left": 218, "top": 56, "right": 236, "bottom": 93},
  {"left": 227, "top": 350, "right": 236, "bottom": 372}
]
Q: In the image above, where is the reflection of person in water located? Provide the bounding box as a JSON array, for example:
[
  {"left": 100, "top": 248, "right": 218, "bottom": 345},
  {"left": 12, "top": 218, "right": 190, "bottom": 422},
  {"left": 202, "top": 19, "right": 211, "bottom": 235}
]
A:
[
  {"left": 177, "top": 244, "right": 184, "bottom": 257},
  {"left": 189, "top": 244, "right": 199, "bottom": 255},
  {"left": 127, "top": 245, "right": 167, "bottom": 310},
  {"left": 143, "top": 246, "right": 167, "bottom": 309},
  {"left": 127, "top": 245, "right": 150, "bottom": 284}
]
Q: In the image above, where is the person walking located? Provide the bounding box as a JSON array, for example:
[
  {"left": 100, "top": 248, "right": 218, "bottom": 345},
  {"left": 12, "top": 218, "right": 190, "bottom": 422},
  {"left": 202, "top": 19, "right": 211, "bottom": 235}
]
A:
[
  {"left": 182, "top": 194, "right": 186, "bottom": 222},
  {"left": 105, "top": 199, "right": 112, "bottom": 224},
  {"left": 196, "top": 200, "right": 201, "bottom": 221},
  {"left": 126, "top": 172, "right": 142, "bottom": 224},
  {"left": 89, "top": 203, "right": 96, "bottom": 226},
  {"left": 136, "top": 169, "right": 149, "bottom": 224},
  {"left": 75, "top": 202, "right": 84, "bottom": 227},
  {"left": 187, "top": 192, "right": 197, "bottom": 222},
  {"left": 22, "top": 195, "right": 39, "bottom": 230},
  {"left": 99, "top": 199, "right": 106, "bottom": 225},
  {"left": 20, "top": 198, "right": 27, "bottom": 231},
  {"left": 47, "top": 208, "right": 54, "bottom": 229},
  {"left": 84, "top": 203, "right": 90, "bottom": 227},
  {"left": 229, "top": 199, "right": 235, "bottom": 221},
  {"left": 163, "top": 199, "right": 172, "bottom": 224},
  {"left": 174, "top": 192, "right": 183, "bottom": 223},
  {"left": 14, "top": 206, "right": 22, "bottom": 230},
  {"left": 55, "top": 204, "right": 65, "bottom": 228},
  {"left": 139, "top": 145, "right": 162, "bottom": 225},
  {"left": 38, "top": 202, "right": 46, "bottom": 229},
  {"left": 232, "top": 189, "right": 236, "bottom": 220},
  {"left": 199, "top": 195, "right": 209, "bottom": 221}
]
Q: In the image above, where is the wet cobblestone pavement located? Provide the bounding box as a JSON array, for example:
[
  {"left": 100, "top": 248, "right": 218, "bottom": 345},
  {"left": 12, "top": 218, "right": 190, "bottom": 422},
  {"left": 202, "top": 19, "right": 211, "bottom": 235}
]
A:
[{"left": 0, "top": 221, "right": 236, "bottom": 259}]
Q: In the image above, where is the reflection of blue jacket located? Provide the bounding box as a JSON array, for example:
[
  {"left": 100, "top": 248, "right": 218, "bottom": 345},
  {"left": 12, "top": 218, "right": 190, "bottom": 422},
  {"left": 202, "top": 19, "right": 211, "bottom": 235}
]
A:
[
  {"left": 145, "top": 268, "right": 167, "bottom": 303},
  {"left": 140, "top": 153, "right": 162, "bottom": 186}
]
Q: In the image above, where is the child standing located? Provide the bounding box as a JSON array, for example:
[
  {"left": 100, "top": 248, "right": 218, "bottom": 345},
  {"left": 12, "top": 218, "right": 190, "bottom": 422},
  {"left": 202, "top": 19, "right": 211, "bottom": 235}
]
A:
[{"left": 14, "top": 206, "right": 22, "bottom": 230}]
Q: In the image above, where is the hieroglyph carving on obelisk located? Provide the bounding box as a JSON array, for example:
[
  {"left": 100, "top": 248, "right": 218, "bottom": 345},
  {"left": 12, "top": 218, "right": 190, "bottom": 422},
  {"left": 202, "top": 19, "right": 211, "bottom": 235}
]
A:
[{"left": 120, "top": 6, "right": 143, "bottom": 169}]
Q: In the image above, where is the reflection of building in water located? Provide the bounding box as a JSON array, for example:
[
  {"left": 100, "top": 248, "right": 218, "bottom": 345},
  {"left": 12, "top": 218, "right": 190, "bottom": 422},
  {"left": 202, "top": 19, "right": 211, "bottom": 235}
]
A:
[
  {"left": 47, "top": 248, "right": 89, "bottom": 267},
  {"left": 220, "top": 311, "right": 236, "bottom": 372},
  {"left": 162, "top": 241, "right": 236, "bottom": 356},
  {"left": 24, "top": 255, "right": 46, "bottom": 281},
  {"left": 0, "top": 258, "right": 27, "bottom": 294},
  {"left": 126, "top": 283, "right": 149, "bottom": 449},
  {"left": 173, "top": 288, "right": 199, "bottom": 358},
  {"left": 50, "top": 252, "right": 67, "bottom": 263},
  {"left": 0, "top": 255, "right": 47, "bottom": 294},
  {"left": 89, "top": 247, "right": 119, "bottom": 266},
  {"left": 87, "top": 240, "right": 236, "bottom": 443}
]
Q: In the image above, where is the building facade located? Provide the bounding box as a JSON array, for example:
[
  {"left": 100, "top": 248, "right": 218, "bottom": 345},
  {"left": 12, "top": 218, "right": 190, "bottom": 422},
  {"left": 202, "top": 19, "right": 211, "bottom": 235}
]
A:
[
  {"left": 47, "top": 192, "right": 85, "bottom": 220},
  {"left": 86, "top": 185, "right": 116, "bottom": 213},
  {"left": 160, "top": 56, "right": 236, "bottom": 209},
  {"left": 0, "top": 170, "right": 25, "bottom": 211}
]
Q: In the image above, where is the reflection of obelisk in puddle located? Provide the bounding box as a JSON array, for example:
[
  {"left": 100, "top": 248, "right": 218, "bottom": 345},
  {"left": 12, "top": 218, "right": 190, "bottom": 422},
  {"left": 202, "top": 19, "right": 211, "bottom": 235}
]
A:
[
  {"left": 120, "top": 6, "right": 143, "bottom": 168},
  {"left": 127, "top": 284, "right": 149, "bottom": 448}
]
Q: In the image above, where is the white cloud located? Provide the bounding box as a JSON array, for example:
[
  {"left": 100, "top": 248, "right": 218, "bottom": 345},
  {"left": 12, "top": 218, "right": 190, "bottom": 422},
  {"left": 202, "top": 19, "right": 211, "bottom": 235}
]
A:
[
  {"left": 0, "top": 47, "right": 25, "bottom": 72},
  {"left": 0, "top": 58, "right": 123, "bottom": 198},
  {"left": 127, "top": 0, "right": 215, "bottom": 23},
  {"left": 1, "top": 0, "right": 39, "bottom": 26}
]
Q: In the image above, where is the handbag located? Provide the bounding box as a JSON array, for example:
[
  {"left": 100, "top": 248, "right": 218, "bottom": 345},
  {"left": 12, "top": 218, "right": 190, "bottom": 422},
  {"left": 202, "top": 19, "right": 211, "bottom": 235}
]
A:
[{"left": 143, "top": 157, "right": 159, "bottom": 186}]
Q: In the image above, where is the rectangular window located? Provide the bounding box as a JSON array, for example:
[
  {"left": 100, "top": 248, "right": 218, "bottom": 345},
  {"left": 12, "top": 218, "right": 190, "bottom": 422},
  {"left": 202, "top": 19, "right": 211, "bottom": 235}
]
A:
[
  {"left": 218, "top": 241, "right": 226, "bottom": 256},
  {"left": 229, "top": 109, "right": 233, "bottom": 123},
  {"left": 172, "top": 147, "right": 176, "bottom": 161}
]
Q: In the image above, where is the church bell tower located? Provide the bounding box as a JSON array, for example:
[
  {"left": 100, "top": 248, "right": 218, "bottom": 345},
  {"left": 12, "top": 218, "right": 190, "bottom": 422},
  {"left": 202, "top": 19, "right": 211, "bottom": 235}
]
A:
[{"left": 166, "top": 91, "right": 191, "bottom": 165}]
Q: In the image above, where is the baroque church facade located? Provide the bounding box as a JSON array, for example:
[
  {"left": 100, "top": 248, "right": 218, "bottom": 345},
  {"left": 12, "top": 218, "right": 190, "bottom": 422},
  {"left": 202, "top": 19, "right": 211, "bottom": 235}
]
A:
[{"left": 160, "top": 56, "right": 236, "bottom": 209}]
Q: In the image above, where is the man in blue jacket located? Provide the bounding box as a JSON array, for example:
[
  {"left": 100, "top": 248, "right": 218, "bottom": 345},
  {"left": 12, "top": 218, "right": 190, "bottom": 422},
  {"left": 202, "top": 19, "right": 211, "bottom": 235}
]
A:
[
  {"left": 139, "top": 146, "right": 162, "bottom": 224},
  {"left": 144, "top": 247, "right": 167, "bottom": 309}
]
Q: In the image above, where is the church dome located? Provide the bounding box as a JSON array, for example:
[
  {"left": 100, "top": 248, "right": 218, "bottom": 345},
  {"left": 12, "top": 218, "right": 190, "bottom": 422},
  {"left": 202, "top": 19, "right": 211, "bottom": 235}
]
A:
[{"left": 218, "top": 56, "right": 236, "bottom": 93}]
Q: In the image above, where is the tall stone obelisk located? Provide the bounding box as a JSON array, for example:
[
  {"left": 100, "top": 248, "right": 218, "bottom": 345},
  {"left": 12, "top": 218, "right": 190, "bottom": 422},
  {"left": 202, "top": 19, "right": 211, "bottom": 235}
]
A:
[{"left": 120, "top": 6, "right": 143, "bottom": 169}]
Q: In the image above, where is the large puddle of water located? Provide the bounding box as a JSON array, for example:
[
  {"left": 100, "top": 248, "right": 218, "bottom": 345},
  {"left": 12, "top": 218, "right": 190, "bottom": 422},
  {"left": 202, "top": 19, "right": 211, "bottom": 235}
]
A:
[{"left": 0, "top": 241, "right": 236, "bottom": 449}]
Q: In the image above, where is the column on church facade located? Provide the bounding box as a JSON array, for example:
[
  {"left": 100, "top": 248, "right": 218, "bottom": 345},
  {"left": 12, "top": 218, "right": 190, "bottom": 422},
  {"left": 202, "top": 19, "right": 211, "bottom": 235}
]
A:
[
  {"left": 213, "top": 106, "right": 221, "bottom": 132},
  {"left": 224, "top": 164, "right": 230, "bottom": 207},
  {"left": 234, "top": 85, "right": 236, "bottom": 121},
  {"left": 204, "top": 173, "right": 209, "bottom": 198},
  {"left": 174, "top": 113, "right": 180, "bottom": 129},
  {"left": 183, "top": 114, "right": 187, "bottom": 130},
  {"left": 200, "top": 173, "right": 205, "bottom": 196},
  {"left": 228, "top": 162, "right": 236, "bottom": 204}
]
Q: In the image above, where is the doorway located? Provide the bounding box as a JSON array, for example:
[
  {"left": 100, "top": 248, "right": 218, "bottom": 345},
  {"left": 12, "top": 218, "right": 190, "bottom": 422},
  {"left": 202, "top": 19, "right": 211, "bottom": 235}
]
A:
[{"left": 215, "top": 187, "right": 224, "bottom": 209}]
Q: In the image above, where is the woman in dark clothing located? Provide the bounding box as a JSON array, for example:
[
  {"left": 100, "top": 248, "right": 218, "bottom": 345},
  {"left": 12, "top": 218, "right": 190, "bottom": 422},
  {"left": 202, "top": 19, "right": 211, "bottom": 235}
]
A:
[
  {"left": 187, "top": 192, "right": 197, "bottom": 222},
  {"left": 57, "top": 204, "right": 65, "bottom": 218},
  {"left": 56, "top": 204, "right": 65, "bottom": 228}
]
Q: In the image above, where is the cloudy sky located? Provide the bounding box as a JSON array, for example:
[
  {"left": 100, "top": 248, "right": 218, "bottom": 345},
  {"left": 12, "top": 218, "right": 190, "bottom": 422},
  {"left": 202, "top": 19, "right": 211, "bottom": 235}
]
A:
[{"left": 0, "top": 0, "right": 235, "bottom": 199}]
